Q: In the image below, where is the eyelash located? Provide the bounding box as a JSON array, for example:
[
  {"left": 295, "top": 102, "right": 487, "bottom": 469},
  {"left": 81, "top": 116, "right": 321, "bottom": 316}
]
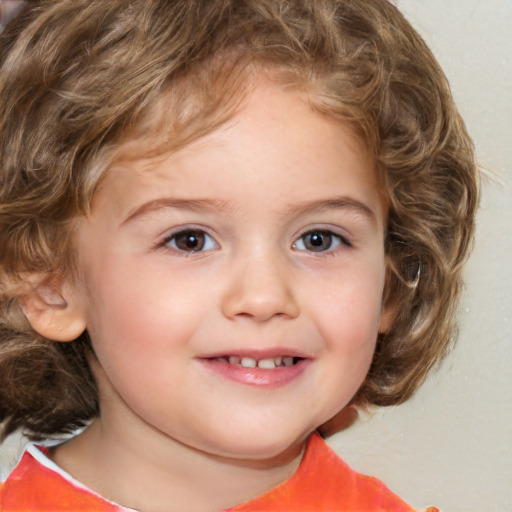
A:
[
  {"left": 292, "top": 229, "right": 352, "bottom": 255},
  {"left": 161, "top": 229, "right": 219, "bottom": 255},
  {"left": 159, "top": 228, "right": 351, "bottom": 256}
]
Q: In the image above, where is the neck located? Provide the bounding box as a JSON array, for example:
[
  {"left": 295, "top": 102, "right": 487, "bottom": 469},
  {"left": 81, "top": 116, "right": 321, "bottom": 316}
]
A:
[{"left": 51, "top": 416, "right": 305, "bottom": 512}]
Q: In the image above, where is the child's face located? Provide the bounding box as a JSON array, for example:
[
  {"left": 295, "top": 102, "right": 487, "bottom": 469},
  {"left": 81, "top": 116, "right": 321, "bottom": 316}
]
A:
[{"left": 73, "top": 80, "right": 387, "bottom": 460}]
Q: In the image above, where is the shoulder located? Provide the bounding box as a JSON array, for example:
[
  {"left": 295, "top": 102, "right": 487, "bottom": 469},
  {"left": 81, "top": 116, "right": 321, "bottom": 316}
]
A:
[
  {"left": 292, "top": 433, "right": 417, "bottom": 511},
  {"left": 0, "top": 445, "right": 126, "bottom": 511},
  {"left": 230, "top": 432, "right": 435, "bottom": 512}
]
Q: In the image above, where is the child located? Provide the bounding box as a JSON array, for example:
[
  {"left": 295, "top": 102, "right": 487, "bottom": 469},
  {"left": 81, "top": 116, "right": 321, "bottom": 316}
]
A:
[{"left": 0, "top": 0, "right": 478, "bottom": 510}]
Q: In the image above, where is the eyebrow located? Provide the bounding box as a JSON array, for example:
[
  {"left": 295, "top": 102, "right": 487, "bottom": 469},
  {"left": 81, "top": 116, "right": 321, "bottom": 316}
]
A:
[
  {"left": 121, "top": 195, "right": 377, "bottom": 226},
  {"left": 282, "top": 196, "right": 377, "bottom": 223},
  {"left": 121, "top": 198, "right": 231, "bottom": 226}
]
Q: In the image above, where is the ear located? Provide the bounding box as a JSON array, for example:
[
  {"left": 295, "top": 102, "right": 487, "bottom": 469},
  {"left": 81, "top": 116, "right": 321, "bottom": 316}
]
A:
[
  {"left": 19, "top": 276, "right": 87, "bottom": 342},
  {"left": 378, "top": 302, "right": 394, "bottom": 334},
  {"left": 378, "top": 257, "right": 395, "bottom": 334}
]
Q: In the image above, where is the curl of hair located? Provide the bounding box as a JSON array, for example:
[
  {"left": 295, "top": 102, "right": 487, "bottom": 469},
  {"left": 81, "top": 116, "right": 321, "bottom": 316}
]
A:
[{"left": 0, "top": 0, "right": 479, "bottom": 440}]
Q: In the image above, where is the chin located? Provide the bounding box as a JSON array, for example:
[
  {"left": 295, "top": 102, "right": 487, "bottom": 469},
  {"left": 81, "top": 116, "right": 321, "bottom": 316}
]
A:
[{"left": 201, "top": 426, "right": 313, "bottom": 462}]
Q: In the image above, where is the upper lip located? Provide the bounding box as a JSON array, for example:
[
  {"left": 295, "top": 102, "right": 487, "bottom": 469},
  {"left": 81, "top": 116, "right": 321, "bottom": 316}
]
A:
[{"left": 199, "top": 348, "right": 312, "bottom": 360}]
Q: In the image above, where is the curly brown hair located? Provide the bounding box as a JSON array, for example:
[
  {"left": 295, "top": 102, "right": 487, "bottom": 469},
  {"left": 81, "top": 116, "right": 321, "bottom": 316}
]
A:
[{"left": 0, "top": 0, "right": 478, "bottom": 441}]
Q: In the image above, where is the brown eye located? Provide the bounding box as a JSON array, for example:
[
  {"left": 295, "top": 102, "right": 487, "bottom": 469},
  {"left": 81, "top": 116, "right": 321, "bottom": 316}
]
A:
[
  {"left": 166, "top": 230, "right": 218, "bottom": 252},
  {"left": 293, "top": 230, "right": 345, "bottom": 253},
  {"left": 303, "top": 231, "right": 332, "bottom": 251}
]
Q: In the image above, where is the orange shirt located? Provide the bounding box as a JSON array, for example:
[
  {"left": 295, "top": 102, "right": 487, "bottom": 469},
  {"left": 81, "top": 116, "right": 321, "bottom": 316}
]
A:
[{"left": 1, "top": 432, "right": 438, "bottom": 511}]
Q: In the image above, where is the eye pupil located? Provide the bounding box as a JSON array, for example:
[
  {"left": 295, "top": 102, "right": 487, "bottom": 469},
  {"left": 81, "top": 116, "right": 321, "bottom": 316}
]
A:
[
  {"left": 305, "top": 231, "right": 331, "bottom": 251},
  {"left": 310, "top": 233, "right": 324, "bottom": 246},
  {"left": 175, "top": 231, "right": 204, "bottom": 251}
]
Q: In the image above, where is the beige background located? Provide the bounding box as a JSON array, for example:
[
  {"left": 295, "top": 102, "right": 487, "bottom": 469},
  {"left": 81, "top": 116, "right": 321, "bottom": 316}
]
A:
[
  {"left": 329, "top": 1, "right": 512, "bottom": 511},
  {"left": 1, "top": 1, "right": 511, "bottom": 511}
]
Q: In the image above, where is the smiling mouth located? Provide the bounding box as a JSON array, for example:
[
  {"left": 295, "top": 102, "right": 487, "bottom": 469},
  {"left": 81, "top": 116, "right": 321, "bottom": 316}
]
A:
[{"left": 211, "top": 356, "right": 302, "bottom": 370}]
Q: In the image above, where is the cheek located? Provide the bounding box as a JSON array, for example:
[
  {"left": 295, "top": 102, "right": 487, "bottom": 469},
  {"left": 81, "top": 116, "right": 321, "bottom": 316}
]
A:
[
  {"left": 83, "top": 256, "right": 216, "bottom": 367},
  {"left": 311, "top": 263, "right": 385, "bottom": 348},
  {"left": 306, "top": 278, "right": 382, "bottom": 426}
]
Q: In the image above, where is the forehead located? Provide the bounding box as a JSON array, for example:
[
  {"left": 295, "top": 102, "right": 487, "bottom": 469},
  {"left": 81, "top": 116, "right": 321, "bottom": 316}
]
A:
[{"left": 89, "top": 79, "right": 384, "bottom": 226}]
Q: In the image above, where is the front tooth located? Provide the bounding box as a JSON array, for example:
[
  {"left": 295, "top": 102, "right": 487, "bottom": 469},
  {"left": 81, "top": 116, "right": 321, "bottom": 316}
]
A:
[
  {"left": 229, "top": 356, "right": 241, "bottom": 365},
  {"left": 258, "top": 358, "right": 276, "bottom": 369},
  {"left": 283, "top": 357, "right": 294, "bottom": 367},
  {"left": 274, "top": 356, "right": 283, "bottom": 367},
  {"left": 241, "top": 357, "right": 257, "bottom": 368}
]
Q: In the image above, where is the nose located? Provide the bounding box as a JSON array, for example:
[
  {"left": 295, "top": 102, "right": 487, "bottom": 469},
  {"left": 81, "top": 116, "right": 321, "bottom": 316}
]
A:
[{"left": 221, "top": 251, "right": 300, "bottom": 322}]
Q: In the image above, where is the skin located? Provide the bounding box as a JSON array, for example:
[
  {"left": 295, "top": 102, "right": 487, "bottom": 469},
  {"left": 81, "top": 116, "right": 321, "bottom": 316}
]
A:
[{"left": 36, "top": 80, "right": 388, "bottom": 512}]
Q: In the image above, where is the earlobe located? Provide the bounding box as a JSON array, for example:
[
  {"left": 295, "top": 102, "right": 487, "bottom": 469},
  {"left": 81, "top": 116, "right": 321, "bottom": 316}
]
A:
[
  {"left": 19, "top": 278, "right": 87, "bottom": 342},
  {"left": 378, "top": 303, "right": 394, "bottom": 334},
  {"left": 378, "top": 258, "right": 395, "bottom": 335}
]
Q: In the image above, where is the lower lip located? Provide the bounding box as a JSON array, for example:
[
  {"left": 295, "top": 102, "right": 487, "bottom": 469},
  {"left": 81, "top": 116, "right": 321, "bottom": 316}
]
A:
[{"left": 198, "top": 358, "right": 311, "bottom": 387}]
